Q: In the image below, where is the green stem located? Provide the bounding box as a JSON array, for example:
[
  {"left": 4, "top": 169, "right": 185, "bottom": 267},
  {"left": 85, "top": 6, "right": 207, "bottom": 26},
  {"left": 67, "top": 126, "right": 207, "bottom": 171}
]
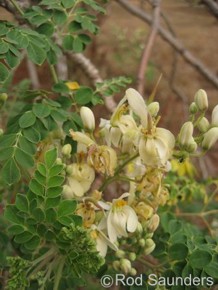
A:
[
  {"left": 53, "top": 257, "right": 65, "bottom": 290},
  {"left": 49, "top": 64, "right": 59, "bottom": 84},
  {"left": 114, "top": 153, "right": 139, "bottom": 176},
  {"left": 10, "top": 0, "right": 24, "bottom": 15}
]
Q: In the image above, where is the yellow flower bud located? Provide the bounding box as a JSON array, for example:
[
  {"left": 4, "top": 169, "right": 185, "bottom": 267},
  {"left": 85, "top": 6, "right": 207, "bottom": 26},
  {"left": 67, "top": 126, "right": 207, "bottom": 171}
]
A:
[
  {"left": 144, "top": 239, "right": 156, "bottom": 255},
  {"left": 189, "top": 102, "right": 198, "bottom": 114},
  {"left": 194, "top": 89, "right": 208, "bottom": 111},
  {"left": 80, "top": 106, "right": 95, "bottom": 131},
  {"left": 212, "top": 105, "right": 218, "bottom": 127},
  {"left": 147, "top": 102, "right": 160, "bottom": 117},
  {"left": 65, "top": 81, "right": 80, "bottom": 90},
  {"left": 197, "top": 117, "right": 210, "bottom": 133},
  {"left": 61, "top": 144, "right": 72, "bottom": 157},
  {"left": 0, "top": 129, "right": 3, "bottom": 136},
  {"left": 202, "top": 127, "right": 218, "bottom": 150}
]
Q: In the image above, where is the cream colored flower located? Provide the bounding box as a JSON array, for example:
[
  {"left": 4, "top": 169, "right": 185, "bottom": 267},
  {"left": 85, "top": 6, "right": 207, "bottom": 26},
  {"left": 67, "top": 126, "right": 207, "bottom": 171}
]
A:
[
  {"left": 99, "top": 118, "right": 122, "bottom": 147},
  {"left": 139, "top": 128, "right": 175, "bottom": 167},
  {"left": 64, "top": 163, "right": 95, "bottom": 197},
  {"left": 99, "top": 193, "right": 138, "bottom": 243},
  {"left": 87, "top": 145, "right": 117, "bottom": 176}
]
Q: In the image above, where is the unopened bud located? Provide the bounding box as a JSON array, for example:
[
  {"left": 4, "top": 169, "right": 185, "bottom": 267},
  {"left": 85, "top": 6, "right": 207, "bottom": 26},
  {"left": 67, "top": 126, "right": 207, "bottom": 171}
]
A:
[
  {"left": 66, "top": 164, "right": 74, "bottom": 175},
  {"left": 130, "top": 268, "right": 137, "bottom": 276},
  {"left": 0, "top": 93, "right": 8, "bottom": 102},
  {"left": 194, "top": 89, "right": 208, "bottom": 111},
  {"left": 0, "top": 129, "right": 3, "bottom": 136},
  {"left": 144, "top": 239, "right": 155, "bottom": 255},
  {"left": 178, "top": 122, "right": 194, "bottom": 147},
  {"left": 202, "top": 127, "right": 218, "bottom": 150},
  {"left": 212, "top": 105, "right": 218, "bottom": 127},
  {"left": 120, "top": 259, "right": 132, "bottom": 274},
  {"left": 80, "top": 106, "right": 95, "bottom": 131},
  {"left": 197, "top": 117, "right": 210, "bottom": 133},
  {"left": 115, "top": 250, "right": 125, "bottom": 259},
  {"left": 56, "top": 158, "right": 63, "bottom": 165},
  {"left": 129, "top": 252, "right": 136, "bottom": 261},
  {"left": 148, "top": 214, "right": 160, "bottom": 232},
  {"left": 136, "top": 223, "right": 143, "bottom": 234},
  {"left": 112, "top": 261, "right": 120, "bottom": 271},
  {"left": 189, "top": 102, "right": 198, "bottom": 114},
  {"left": 62, "top": 144, "right": 72, "bottom": 157},
  {"left": 147, "top": 102, "right": 159, "bottom": 117},
  {"left": 139, "top": 238, "right": 146, "bottom": 247}
]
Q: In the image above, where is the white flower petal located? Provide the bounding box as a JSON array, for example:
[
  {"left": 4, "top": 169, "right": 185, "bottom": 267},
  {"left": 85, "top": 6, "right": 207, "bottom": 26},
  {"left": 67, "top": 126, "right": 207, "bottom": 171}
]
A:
[
  {"left": 155, "top": 128, "right": 175, "bottom": 149},
  {"left": 96, "top": 236, "right": 108, "bottom": 257},
  {"left": 123, "top": 206, "right": 138, "bottom": 233},
  {"left": 125, "top": 88, "right": 148, "bottom": 128},
  {"left": 107, "top": 210, "right": 118, "bottom": 243}
]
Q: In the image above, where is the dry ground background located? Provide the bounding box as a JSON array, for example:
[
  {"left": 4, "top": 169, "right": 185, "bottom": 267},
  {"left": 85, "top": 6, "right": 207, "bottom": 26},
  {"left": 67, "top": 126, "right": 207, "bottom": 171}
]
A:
[{"left": 0, "top": 0, "right": 218, "bottom": 177}]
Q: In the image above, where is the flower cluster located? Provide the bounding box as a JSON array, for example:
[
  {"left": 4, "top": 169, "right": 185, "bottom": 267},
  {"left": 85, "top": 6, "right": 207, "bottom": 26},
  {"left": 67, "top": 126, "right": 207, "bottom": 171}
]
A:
[{"left": 59, "top": 88, "right": 218, "bottom": 274}]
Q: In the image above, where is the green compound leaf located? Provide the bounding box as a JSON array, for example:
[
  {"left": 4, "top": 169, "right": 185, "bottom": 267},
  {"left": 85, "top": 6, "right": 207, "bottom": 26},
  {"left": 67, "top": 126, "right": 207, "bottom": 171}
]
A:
[
  {"left": 57, "top": 200, "right": 77, "bottom": 218},
  {"left": 19, "top": 111, "right": 36, "bottom": 128},
  {"left": 0, "top": 134, "right": 16, "bottom": 148},
  {"left": 1, "top": 158, "right": 21, "bottom": 185},
  {"left": 45, "top": 148, "right": 57, "bottom": 169},
  {"left": 32, "top": 208, "right": 45, "bottom": 222},
  {"left": 0, "top": 147, "right": 14, "bottom": 161},
  {"left": 18, "top": 136, "right": 37, "bottom": 155},
  {"left": 15, "top": 194, "right": 29, "bottom": 213}
]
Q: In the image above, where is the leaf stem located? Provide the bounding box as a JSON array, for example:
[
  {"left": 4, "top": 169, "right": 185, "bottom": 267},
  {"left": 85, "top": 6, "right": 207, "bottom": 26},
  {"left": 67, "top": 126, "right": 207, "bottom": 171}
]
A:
[
  {"left": 49, "top": 64, "right": 59, "bottom": 84},
  {"left": 9, "top": 0, "right": 24, "bottom": 15}
]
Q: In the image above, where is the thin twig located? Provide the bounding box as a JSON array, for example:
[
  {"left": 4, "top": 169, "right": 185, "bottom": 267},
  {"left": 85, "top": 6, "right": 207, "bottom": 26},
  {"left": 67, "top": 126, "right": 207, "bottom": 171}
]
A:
[
  {"left": 26, "top": 58, "right": 40, "bottom": 89},
  {"left": 116, "top": 0, "right": 218, "bottom": 88},
  {"left": 137, "top": 0, "right": 161, "bottom": 95},
  {"left": 202, "top": 0, "right": 218, "bottom": 18}
]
